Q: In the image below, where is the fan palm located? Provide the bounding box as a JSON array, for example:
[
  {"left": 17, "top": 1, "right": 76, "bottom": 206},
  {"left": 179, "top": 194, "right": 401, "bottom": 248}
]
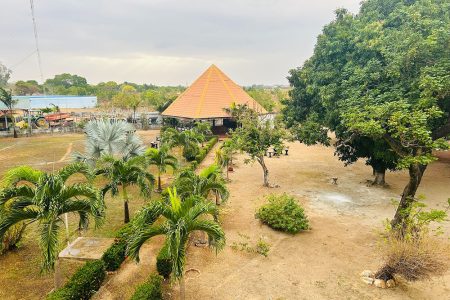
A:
[
  {"left": 145, "top": 145, "right": 178, "bottom": 192},
  {"left": 0, "top": 163, "right": 104, "bottom": 271},
  {"left": 74, "top": 119, "right": 144, "bottom": 165},
  {"left": 174, "top": 164, "right": 229, "bottom": 204},
  {"left": 0, "top": 87, "right": 18, "bottom": 138},
  {"left": 127, "top": 187, "right": 225, "bottom": 300},
  {"left": 97, "top": 155, "right": 155, "bottom": 223}
]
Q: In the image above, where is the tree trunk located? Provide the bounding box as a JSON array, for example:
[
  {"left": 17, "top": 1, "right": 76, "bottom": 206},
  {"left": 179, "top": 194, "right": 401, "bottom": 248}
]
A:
[
  {"left": 158, "top": 175, "right": 162, "bottom": 192},
  {"left": 179, "top": 276, "right": 186, "bottom": 300},
  {"left": 257, "top": 155, "right": 269, "bottom": 187},
  {"left": 123, "top": 186, "right": 130, "bottom": 223},
  {"left": 391, "top": 163, "right": 427, "bottom": 229},
  {"left": 371, "top": 166, "right": 386, "bottom": 186}
]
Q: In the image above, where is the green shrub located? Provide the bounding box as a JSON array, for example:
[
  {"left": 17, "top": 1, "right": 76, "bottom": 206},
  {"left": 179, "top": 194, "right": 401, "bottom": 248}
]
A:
[
  {"left": 255, "top": 193, "right": 309, "bottom": 234},
  {"left": 130, "top": 273, "right": 163, "bottom": 300},
  {"left": 47, "top": 260, "right": 106, "bottom": 300},
  {"left": 195, "top": 137, "right": 218, "bottom": 164},
  {"left": 102, "top": 241, "right": 127, "bottom": 271},
  {"left": 183, "top": 143, "right": 199, "bottom": 161},
  {"left": 156, "top": 242, "right": 172, "bottom": 278}
]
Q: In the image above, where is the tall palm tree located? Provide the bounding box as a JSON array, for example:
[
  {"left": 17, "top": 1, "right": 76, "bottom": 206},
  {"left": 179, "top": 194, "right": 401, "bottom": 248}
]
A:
[
  {"left": 145, "top": 145, "right": 178, "bottom": 192},
  {"left": 174, "top": 164, "right": 229, "bottom": 204},
  {"left": 0, "top": 163, "right": 104, "bottom": 271},
  {"left": 127, "top": 188, "right": 225, "bottom": 300},
  {"left": 97, "top": 155, "right": 155, "bottom": 223},
  {"left": 0, "top": 87, "right": 18, "bottom": 138},
  {"left": 73, "top": 119, "right": 144, "bottom": 165}
]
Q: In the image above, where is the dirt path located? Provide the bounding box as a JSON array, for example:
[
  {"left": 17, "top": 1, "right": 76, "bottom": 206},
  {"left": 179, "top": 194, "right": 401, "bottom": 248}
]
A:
[
  {"left": 176, "top": 142, "right": 450, "bottom": 300},
  {"left": 58, "top": 142, "right": 73, "bottom": 162},
  {"left": 93, "top": 237, "right": 165, "bottom": 300}
]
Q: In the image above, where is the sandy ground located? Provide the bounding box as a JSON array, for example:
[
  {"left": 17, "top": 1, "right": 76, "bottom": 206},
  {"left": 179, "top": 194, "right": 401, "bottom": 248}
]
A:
[
  {"left": 0, "top": 134, "right": 449, "bottom": 299},
  {"left": 178, "top": 142, "right": 450, "bottom": 300}
]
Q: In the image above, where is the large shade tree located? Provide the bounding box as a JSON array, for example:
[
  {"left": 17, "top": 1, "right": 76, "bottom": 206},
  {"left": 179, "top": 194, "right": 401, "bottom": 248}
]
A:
[
  {"left": 0, "top": 163, "right": 104, "bottom": 271},
  {"left": 282, "top": 0, "right": 450, "bottom": 229},
  {"left": 127, "top": 188, "right": 225, "bottom": 300}
]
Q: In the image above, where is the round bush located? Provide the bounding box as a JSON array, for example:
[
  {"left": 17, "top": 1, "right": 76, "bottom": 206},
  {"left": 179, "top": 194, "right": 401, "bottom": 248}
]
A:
[{"left": 255, "top": 193, "right": 309, "bottom": 234}]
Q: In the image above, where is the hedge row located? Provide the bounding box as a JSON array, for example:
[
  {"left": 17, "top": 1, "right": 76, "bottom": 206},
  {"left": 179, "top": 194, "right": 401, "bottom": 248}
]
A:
[
  {"left": 130, "top": 273, "right": 163, "bottom": 300},
  {"left": 101, "top": 222, "right": 134, "bottom": 271},
  {"left": 195, "top": 137, "right": 218, "bottom": 164},
  {"left": 47, "top": 260, "right": 106, "bottom": 300}
]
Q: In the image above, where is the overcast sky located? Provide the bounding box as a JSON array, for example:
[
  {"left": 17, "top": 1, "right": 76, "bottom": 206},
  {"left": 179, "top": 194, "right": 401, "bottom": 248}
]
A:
[{"left": 1, "top": 0, "right": 361, "bottom": 86}]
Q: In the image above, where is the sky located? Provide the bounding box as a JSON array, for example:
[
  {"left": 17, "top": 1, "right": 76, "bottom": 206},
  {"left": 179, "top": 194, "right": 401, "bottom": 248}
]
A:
[{"left": 0, "top": 0, "right": 361, "bottom": 86}]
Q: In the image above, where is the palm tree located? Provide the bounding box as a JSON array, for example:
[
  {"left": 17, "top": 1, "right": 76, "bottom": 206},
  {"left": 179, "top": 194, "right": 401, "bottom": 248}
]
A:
[
  {"left": 97, "top": 155, "right": 155, "bottom": 223},
  {"left": 174, "top": 164, "right": 229, "bottom": 204},
  {"left": 127, "top": 188, "right": 225, "bottom": 300},
  {"left": 0, "top": 163, "right": 104, "bottom": 271},
  {"left": 73, "top": 119, "right": 144, "bottom": 165},
  {"left": 145, "top": 145, "right": 178, "bottom": 192},
  {"left": 0, "top": 87, "right": 18, "bottom": 138},
  {"left": 161, "top": 127, "right": 201, "bottom": 161}
]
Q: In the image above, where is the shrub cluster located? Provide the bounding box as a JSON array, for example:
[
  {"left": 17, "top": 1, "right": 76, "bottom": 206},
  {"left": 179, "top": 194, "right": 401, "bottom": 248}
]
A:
[
  {"left": 102, "top": 241, "right": 127, "bottom": 271},
  {"left": 195, "top": 137, "right": 218, "bottom": 164},
  {"left": 156, "top": 241, "right": 172, "bottom": 278},
  {"left": 130, "top": 273, "right": 163, "bottom": 300},
  {"left": 47, "top": 260, "right": 106, "bottom": 300},
  {"left": 255, "top": 193, "right": 309, "bottom": 234}
]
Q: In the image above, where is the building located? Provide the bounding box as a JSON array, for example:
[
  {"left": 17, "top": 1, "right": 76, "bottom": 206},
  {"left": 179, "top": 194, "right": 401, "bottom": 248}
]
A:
[{"left": 161, "top": 64, "right": 266, "bottom": 134}]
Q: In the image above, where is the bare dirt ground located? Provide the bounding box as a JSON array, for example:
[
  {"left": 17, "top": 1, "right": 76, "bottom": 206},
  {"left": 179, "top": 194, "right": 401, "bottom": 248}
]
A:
[
  {"left": 177, "top": 142, "right": 450, "bottom": 300},
  {"left": 0, "top": 134, "right": 448, "bottom": 299}
]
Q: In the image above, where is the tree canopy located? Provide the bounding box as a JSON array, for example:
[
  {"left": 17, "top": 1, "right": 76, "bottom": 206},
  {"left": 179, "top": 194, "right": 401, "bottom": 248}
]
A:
[{"left": 282, "top": 0, "right": 450, "bottom": 227}]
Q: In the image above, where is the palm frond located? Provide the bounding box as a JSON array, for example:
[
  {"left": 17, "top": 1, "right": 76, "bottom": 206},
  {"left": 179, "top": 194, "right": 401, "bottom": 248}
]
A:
[
  {"left": 189, "top": 219, "right": 226, "bottom": 251},
  {"left": 127, "top": 224, "right": 166, "bottom": 262},
  {"left": 58, "top": 162, "right": 94, "bottom": 182},
  {"left": 0, "top": 207, "right": 39, "bottom": 238},
  {"left": 39, "top": 219, "right": 62, "bottom": 272},
  {"left": 0, "top": 185, "right": 35, "bottom": 207},
  {"left": 1, "top": 166, "right": 42, "bottom": 187}
]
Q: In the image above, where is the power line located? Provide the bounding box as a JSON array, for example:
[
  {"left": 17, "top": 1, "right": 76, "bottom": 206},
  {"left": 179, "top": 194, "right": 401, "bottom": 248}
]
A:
[
  {"left": 29, "top": 0, "right": 46, "bottom": 93},
  {"left": 10, "top": 49, "right": 37, "bottom": 69}
]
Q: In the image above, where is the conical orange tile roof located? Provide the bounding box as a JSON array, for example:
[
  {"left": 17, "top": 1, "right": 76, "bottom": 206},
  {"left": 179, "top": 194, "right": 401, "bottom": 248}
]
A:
[{"left": 161, "top": 64, "right": 266, "bottom": 119}]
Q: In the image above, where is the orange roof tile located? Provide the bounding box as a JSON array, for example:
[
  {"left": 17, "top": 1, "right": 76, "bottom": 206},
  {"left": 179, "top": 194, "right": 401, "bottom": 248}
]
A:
[{"left": 161, "top": 64, "right": 266, "bottom": 119}]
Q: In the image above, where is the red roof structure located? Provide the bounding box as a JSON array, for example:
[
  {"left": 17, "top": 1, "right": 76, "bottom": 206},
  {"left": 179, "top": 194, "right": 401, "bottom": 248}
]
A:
[{"left": 161, "top": 64, "right": 266, "bottom": 119}]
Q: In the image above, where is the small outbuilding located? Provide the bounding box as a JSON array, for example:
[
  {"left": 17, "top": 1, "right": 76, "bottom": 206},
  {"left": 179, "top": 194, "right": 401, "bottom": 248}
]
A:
[{"left": 161, "top": 64, "right": 266, "bottom": 134}]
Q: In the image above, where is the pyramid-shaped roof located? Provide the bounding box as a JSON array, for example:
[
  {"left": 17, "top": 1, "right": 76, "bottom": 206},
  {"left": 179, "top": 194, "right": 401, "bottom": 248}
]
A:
[{"left": 161, "top": 65, "right": 266, "bottom": 119}]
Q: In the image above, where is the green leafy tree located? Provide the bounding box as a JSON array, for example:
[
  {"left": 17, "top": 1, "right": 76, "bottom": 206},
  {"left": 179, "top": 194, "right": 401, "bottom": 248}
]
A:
[
  {"left": 44, "top": 73, "right": 90, "bottom": 95},
  {"left": 14, "top": 80, "right": 42, "bottom": 95},
  {"left": 97, "top": 155, "right": 155, "bottom": 223},
  {"left": 228, "top": 104, "right": 285, "bottom": 187},
  {"left": 282, "top": 0, "right": 450, "bottom": 229},
  {"left": 0, "top": 87, "right": 18, "bottom": 138},
  {"left": 113, "top": 85, "right": 143, "bottom": 122},
  {"left": 127, "top": 188, "right": 225, "bottom": 300},
  {"left": 0, "top": 163, "right": 104, "bottom": 271},
  {"left": 145, "top": 145, "right": 178, "bottom": 192}
]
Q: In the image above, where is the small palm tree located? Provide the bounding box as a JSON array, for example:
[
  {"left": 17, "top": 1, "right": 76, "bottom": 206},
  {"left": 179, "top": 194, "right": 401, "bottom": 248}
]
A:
[
  {"left": 127, "top": 188, "right": 225, "bottom": 300},
  {"left": 74, "top": 119, "right": 144, "bottom": 165},
  {"left": 174, "top": 164, "right": 229, "bottom": 204},
  {"left": 0, "top": 163, "right": 104, "bottom": 271},
  {"left": 161, "top": 127, "right": 201, "bottom": 161},
  {"left": 97, "top": 155, "right": 155, "bottom": 223},
  {"left": 145, "top": 145, "right": 178, "bottom": 192},
  {"left": 0, "top": 87, "right": 18, "bottom": 138}
]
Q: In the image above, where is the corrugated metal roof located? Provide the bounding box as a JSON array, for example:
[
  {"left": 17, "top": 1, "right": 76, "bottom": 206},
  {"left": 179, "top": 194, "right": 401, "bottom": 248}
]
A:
[{"left": 161, "top": 65, "right": 266, "bottom": 119}]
